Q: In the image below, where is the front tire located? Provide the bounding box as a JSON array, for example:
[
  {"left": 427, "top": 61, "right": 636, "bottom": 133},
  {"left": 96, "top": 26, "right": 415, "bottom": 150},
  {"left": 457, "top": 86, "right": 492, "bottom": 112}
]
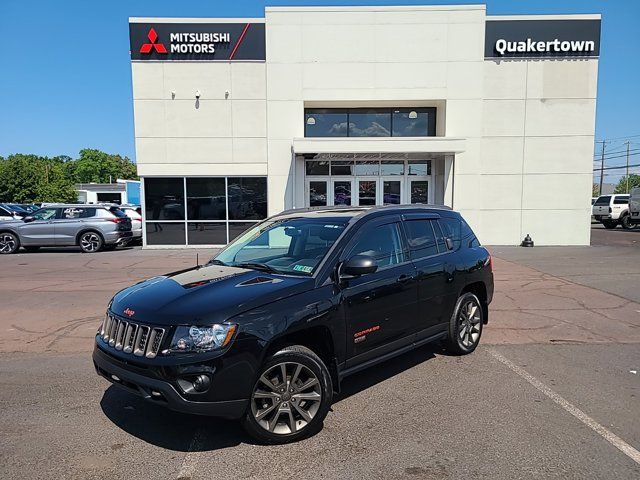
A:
[
  {"left": 620, "top": 215, "right": 632, "bottom": 230},
  {"left": 0, "top": 232, "right": 20, "bottom": 254},
  {"left": 78, "top": 231, "right": 103, "bottom": 253},
  {"left": 242, "top": 345, "right": 333, "bottom": 444},
  {"left": 445, "top": 292, "right": 484, "bottom": 355}
]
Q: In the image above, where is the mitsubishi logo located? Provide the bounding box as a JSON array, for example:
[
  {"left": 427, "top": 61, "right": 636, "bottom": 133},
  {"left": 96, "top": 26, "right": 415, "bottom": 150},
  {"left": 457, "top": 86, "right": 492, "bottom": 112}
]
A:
[{"left": 139, "top": 28, "right": 167, "bottom": 54}]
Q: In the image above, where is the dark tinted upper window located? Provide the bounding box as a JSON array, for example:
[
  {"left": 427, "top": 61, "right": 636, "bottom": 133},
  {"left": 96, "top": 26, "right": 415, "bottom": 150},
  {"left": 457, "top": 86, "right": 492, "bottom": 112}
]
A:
[
  {"left": 392, "top": 108, "right": 436, "bottom": 137},
  {"left": 614, "top": 196, "right": 629, "bottom": 205},
  {"left": 187, "top": 178, "right": 226, "bottom": 220},
  {"left": 348, "top": 109, "right": 391, "bottom": 137},
  {"left": 594, "top": 196, "right": 611, "bottom": 206},
  {"left": 0, "top": 207, "right": 10, "bottom": 216},
  {"left": 227, "top": 177, "right": 267, "bottom": 220},
  {"left": 348, "top": 222, "right": 405, "bottom": 268},
  {"left": 405, "top": 220, "right": 438, "bottom": 259},
  {"left": 305, "top": 109, "right": 348, "bottom": 137},
  {"left": 305, "top": 108, "right": 437, "bottom": 138},
  {"left": 145, "top": 178, "right": 185, "bottom": 220},
  {"left": 432, "top": 220, "right": 447, "bottom": 252}
]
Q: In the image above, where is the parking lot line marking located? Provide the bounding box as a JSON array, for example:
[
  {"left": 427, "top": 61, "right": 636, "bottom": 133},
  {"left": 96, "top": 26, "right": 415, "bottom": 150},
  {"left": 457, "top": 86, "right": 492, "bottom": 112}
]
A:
[
  {"left": 176, "top": 428, "right": 205, "bottom": 479},
  {"left": 488, "top": 348, "right": 640, "bottom": 466}
]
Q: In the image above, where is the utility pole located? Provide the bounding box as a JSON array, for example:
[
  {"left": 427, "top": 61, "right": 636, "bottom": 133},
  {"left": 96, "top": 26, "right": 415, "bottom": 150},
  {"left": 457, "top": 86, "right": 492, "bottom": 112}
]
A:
[
  {"left": 597, "top": 140, "right": 606, "bottom": 196},
  {"left": 625, "top": 140, "right": 630, "bottom": 193}
]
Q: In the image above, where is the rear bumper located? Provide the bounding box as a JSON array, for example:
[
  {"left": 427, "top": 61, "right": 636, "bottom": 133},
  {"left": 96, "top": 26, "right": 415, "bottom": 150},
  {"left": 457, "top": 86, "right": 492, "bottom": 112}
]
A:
[
  {"left": 104, "top": 231, "right": 133, "bottom": 245},
  {"left": 92, "top": 345, "right": 248, "bottom": 418}
]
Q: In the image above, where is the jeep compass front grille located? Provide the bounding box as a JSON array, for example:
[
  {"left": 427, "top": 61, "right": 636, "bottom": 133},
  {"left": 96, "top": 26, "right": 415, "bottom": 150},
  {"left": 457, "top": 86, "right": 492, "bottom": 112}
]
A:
[{"left": 100, "top": 314, "right": 165, "bottom": 359}]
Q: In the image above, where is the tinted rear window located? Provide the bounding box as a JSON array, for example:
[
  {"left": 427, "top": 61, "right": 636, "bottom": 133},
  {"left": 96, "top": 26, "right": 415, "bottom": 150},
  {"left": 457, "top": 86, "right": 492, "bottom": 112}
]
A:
[
  {"left": 594, "top": 196, "right": 611, "bottom": 206},
  {"left": 108, "top": 207, "right": 127, "bottom": 218},
  {"left": 613, "top": 196, "right": 629, "bottom": 205},
  {"left": 404, "top": 220, "right": 439, "bottom": 259}
]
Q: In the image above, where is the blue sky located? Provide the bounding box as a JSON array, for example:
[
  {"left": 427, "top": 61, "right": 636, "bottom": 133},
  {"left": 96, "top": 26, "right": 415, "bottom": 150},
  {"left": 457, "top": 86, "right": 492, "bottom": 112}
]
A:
[{"left": 1, "top": 0, "right": 638, "bottom": 180}]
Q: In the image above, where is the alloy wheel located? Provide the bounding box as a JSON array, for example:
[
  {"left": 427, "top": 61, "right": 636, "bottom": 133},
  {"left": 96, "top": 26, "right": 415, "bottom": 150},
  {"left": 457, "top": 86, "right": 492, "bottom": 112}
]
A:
[
  {"left": 80, "top": 233, "right": 101, "bottom": 252},
  {"left": 0, "top": 233, "right": 17, "bottom": 253},
  {"left": 250, "top": 362, "right": 322, "bottom": 435},
  {"left": 458, "top": 299, "right": 482, "bottom": 348}
]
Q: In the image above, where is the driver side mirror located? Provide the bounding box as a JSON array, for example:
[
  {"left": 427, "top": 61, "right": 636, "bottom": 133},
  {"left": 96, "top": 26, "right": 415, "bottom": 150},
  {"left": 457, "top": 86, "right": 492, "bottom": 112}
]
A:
[
  {"left": 23, "top": 216, "right": 34, "bottom": 223},
  {"left": 340, "top": 255, "right": 378, "bottom": 279}
]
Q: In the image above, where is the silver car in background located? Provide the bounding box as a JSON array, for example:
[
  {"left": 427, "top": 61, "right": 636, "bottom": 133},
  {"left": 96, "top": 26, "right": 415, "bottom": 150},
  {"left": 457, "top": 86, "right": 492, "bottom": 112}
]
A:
[
  {"left": 119, "top": 205, "right": 143, "bottom": 243},
  {"left": 0, "top": 204, "right": 132, "bottom": 254}
]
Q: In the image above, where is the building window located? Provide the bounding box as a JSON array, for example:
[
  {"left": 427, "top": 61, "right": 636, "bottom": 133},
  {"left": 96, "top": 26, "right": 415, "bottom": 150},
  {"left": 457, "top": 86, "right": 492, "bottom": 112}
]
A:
[
  {"left": 304, "top": 107, "right": 436, "bottom": 138},
  {"left": 145, "top": 178, "right": 185, "bottom": 221},
  {"left": 304, "top": 109, "right": 348, "bottom": 137},
  {"left": 227, "top": 177, "right": 267, "bottom": 220},
  {"left": 348, "top": 109, "right": 391, "bottom": 137},
  {"left": 143, "top": 176, "right": 267, "bottom": 246},
  {"left": 392, "top": 108, "right": 436, "bottom": 137}
]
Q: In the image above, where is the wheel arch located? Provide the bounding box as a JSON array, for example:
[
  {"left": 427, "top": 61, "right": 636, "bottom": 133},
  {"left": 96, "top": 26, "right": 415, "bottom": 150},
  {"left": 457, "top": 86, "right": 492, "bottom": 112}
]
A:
[
  {"left": 460, "top": 281, "right": 488, "bottom": 324},
  {"left": 264, "top": 325, "right": 339, "bottom": 393},
  {"left": 75, "top": 228, "right": 104, "bottom": 245}
]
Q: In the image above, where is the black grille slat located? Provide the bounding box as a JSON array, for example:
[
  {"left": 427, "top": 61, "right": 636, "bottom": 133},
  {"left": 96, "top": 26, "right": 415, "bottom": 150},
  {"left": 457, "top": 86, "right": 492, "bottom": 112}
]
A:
[{"left": 101, "top": 313, "right": 164, "bottom": 358}]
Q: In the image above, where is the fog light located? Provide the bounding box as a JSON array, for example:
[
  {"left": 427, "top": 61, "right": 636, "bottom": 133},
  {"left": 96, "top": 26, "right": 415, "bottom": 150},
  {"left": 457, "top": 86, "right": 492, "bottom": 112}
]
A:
[{"left": 193, "top": 374, "right": 210, "bottom": 392}]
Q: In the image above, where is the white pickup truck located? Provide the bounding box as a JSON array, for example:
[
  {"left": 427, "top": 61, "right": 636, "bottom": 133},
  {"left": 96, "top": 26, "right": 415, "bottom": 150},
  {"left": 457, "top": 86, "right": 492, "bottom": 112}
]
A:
[
  {"left": 629, "top": 187, "right": 640, "bottom": 227},
  {"left": 592, "top": 194, "right": 631, "bottom": 229}
]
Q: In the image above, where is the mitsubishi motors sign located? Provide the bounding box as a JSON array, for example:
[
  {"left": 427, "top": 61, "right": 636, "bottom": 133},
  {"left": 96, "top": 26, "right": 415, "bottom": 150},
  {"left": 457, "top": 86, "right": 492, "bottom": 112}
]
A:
[{"left": 129, "top": 22, "right": 265, "bottom": 61}]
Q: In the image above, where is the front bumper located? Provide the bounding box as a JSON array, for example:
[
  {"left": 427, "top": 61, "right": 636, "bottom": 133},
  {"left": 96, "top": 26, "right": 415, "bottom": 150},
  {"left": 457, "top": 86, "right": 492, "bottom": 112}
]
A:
[{"left": 93, "top": 345, "right": 248, "bottom": 418}]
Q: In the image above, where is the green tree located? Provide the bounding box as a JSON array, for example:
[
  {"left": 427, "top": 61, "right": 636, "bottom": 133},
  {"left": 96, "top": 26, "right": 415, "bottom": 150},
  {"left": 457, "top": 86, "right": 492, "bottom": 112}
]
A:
[
  {"left": 66, "top": 149, "right": 137, "bottom": 184},
  {"left": 592, "top": 183, "right": 600, "bottom": 197},
  {"left": 613, "top": 174, "right": 640, "bottom": 194},
  {"left": 0, "top": 154, "right": 76, "bottom": 203}
]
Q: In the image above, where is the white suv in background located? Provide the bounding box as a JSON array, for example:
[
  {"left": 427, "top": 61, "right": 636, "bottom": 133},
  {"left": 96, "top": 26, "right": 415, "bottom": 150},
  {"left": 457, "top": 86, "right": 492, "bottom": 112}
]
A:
[
  {"left": 592, "top": 194, "right": 631, "bottom": 229},
  {"left": 629, "top": 187, "right": 640, "bottom": 227},
  {"left": 119, "top": 205, "right": 142, "bottom": 244}
]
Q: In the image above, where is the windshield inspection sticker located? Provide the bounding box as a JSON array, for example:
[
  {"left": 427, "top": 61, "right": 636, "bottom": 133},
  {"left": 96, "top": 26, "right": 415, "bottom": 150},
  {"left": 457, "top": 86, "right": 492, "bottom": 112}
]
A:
[{"left": 293, "top": 265, "right": 313, "bottom": 273}]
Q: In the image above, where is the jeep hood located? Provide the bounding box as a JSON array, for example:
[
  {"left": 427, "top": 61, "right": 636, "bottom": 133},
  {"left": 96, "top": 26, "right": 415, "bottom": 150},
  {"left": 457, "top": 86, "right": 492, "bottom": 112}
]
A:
[{"left": 110, "top": 264, "right": 313, "bottom": 326}]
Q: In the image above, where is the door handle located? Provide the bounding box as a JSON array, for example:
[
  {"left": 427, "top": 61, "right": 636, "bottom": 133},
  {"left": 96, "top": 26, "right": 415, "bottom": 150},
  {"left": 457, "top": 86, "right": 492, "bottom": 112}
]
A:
[{"left": 396, "top": 274, "right": 412, "bottom": 284}]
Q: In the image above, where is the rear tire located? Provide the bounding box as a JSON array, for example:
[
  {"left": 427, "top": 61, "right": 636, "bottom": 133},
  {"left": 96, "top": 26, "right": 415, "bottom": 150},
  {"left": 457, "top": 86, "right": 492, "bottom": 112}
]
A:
[
  {"left": 445, "top": 292, "right": 484, "bottom": 355},
  {"left": 242, "top": 345, "right": 333, "bottom": 444},
  {"left": 602, "top": 220, "right": 618, "bottom": 229},
  {"left": 0, "top": 232, "right": 20, "bottom": 254},
  {"left": 78, "top": 231, "right": 103, "bottom": 253}
]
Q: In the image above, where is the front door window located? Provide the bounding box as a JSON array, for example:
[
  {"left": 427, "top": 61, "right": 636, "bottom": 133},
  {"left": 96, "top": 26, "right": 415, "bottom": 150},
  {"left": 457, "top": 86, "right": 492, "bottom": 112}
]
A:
[
  {"left": 383, "top": 180, "right": 401, "bottom": 205},
  {"left": 333, "top": 181, "right": 352, "bottom": 206},
  {"left": 309, "top": 181, "right": 328, "bottom": 207},
  {"left": 358, "top": 180, "right": 377, "bottom": 206},
  {"left": 410, "top": 180, "right": 429, "bottom": 204}
]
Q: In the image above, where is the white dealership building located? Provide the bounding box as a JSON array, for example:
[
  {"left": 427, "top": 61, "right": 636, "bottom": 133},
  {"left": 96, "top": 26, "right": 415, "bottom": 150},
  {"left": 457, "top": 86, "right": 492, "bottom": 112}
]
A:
[{"left": 129, "top": 4, "right": 600, "bottom": 247}]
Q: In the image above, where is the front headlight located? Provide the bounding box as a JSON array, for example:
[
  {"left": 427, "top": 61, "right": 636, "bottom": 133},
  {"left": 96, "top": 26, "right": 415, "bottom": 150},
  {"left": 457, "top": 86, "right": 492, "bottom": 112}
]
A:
[{"left": 168, "top": 324, "right": 237, "bottom": 353}]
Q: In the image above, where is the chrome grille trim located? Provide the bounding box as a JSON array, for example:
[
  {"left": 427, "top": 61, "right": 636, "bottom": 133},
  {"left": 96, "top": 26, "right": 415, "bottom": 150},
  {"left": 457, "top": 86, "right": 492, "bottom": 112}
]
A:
[{"left": 101, "top": 313, "right": 164, "bottom": 359}]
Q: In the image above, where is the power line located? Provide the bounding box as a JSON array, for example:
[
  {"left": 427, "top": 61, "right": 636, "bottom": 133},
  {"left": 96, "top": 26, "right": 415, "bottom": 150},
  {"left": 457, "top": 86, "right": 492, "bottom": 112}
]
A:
[
  {"left": 593, "top": 163, "right": 640, "bottom": 172},
  {"left": 595, "top": 133, "right": 640, "bottom": 142},
  {"left": 594, "top": 147, "right": 640, "bottom": 158}
]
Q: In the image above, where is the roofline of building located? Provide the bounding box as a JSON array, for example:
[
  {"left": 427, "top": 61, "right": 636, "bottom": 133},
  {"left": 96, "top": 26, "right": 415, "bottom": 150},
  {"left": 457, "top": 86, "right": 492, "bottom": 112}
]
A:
[
  {"left": 129, "top": 17, "right": 265, "bottom": 23},
  {"left": 265, "top": 4, "right": 486, "bottom": 12},
  {"left": 487, "top": 14, "right": 601, "bottom": 21}
]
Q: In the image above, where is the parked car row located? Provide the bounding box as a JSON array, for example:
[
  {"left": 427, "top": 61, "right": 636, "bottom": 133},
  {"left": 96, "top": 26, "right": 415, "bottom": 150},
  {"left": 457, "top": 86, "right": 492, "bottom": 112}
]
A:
[
  {"left": 592, "top": 193, "right": 638, "bottom": 229},
  {"left": 0, "top": 203, "right": 41, "bottom": 221},
  {"left": 0, "top": 204, "right": 142, "bottom": 254}
]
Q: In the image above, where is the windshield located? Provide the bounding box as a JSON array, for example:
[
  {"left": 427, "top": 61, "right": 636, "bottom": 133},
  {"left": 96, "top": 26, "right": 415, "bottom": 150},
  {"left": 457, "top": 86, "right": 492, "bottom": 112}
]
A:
[{"left": 212, "top": 217, "right": 348, "bottom": 276}]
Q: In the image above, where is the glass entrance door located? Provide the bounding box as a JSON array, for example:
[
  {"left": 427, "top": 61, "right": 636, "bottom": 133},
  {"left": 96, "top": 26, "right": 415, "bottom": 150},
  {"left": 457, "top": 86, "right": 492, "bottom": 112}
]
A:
[
  {"left": 409, "top": 179, "right": 431, "bottom": 204},
  {"left": 382, "top": 178, "right": 403, "bottom": 205},
  {"left": 307, "top": 179, "right": 329, "bottom": 207},
  {"left": 331, "top": 179, "right": 353, "bottom": 206},
  {"left": 355, "top": 178, "right": 378, "bottom": 206}
]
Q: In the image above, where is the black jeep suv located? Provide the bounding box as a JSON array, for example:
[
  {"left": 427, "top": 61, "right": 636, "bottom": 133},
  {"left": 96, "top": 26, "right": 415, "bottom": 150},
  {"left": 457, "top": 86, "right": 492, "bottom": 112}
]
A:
[{"left": 93, "top": 205, "right": 493, "bottom": 443}]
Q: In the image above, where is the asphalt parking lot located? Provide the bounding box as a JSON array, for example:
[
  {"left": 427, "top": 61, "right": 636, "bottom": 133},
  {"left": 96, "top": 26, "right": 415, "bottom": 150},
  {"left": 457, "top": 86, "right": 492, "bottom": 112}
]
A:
[{"left": 1, "top": 225, "right": 639, "bottom": 479}]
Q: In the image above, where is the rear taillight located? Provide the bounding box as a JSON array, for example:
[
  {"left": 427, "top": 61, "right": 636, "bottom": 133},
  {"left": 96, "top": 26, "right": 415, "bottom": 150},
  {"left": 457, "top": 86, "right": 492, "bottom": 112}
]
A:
[
  {"left": 107, "top": 218, "right": 124, "bottom": 223},
  {"left": 609, "top": 207, "right": 612, "bottom": 213}
]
